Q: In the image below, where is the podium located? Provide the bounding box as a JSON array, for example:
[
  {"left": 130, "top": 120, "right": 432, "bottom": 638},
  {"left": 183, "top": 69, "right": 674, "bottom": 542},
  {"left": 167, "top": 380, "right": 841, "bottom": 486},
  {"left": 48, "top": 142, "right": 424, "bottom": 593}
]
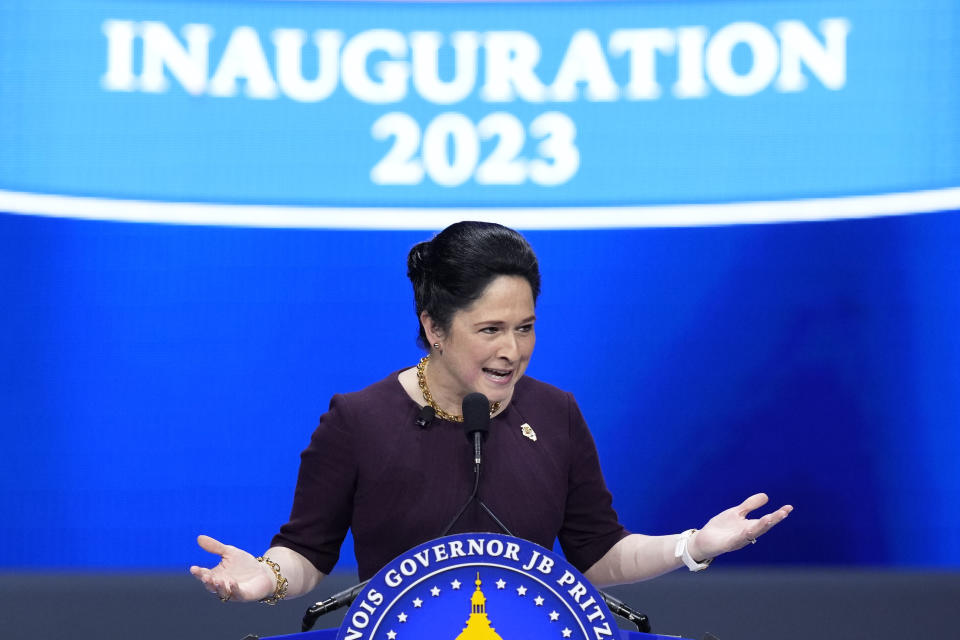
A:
[
  {"left": 260, "top": 631, "right": 686, "bottom": 640},
  {"left": 254, "top": 533, "right": 695, "bottom": 640}
]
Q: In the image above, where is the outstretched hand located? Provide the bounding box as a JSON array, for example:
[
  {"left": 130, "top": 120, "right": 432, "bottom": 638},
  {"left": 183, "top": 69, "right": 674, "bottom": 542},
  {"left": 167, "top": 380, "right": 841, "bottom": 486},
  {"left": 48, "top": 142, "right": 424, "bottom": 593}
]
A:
[
  {"left": 189, "top": 535, "right": 274, "bottom": 603},
  {"left": 691, "top": 493, "right": 793, "bottom": 561}
]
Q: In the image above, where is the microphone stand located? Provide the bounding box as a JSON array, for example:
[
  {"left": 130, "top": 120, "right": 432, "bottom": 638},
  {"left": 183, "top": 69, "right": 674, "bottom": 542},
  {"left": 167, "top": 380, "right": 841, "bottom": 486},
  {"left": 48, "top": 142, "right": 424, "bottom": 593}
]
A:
[
  {"left": 441, "top": 442, "right": 513, "bottom": 537},
  {"left": 601, "top": 590, "right": 652, "bottom": 633},
  {"left": 301, "top": 581, "right": 369, "bottom": 632}
]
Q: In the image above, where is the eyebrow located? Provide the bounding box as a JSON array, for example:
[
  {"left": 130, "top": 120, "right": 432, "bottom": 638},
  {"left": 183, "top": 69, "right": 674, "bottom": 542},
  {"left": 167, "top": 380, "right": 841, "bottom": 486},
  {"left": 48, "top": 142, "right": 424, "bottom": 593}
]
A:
[{"left": 472, "top": 315, "right": 537, "bottom": 327}]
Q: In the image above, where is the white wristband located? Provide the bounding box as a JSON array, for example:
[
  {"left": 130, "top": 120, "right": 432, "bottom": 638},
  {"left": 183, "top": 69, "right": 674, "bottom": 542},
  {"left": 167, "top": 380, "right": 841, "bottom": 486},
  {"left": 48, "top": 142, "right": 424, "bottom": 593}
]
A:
[{"left": 674, "top": 529, "right": 712, "bottom": 572}]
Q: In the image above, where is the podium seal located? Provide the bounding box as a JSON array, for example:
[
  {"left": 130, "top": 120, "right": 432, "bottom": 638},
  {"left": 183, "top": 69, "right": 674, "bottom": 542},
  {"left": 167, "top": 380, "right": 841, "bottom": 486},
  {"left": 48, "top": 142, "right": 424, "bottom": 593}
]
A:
[{"left": 337, "top": 533, "right": 616, "bottom": 640}]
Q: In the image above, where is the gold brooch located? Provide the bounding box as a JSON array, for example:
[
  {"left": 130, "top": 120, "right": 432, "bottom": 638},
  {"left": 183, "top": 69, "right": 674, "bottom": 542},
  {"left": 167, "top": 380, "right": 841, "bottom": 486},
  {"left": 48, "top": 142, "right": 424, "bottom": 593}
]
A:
[{"left": 520, "top": 423, "right": 537, "bottom": 442}]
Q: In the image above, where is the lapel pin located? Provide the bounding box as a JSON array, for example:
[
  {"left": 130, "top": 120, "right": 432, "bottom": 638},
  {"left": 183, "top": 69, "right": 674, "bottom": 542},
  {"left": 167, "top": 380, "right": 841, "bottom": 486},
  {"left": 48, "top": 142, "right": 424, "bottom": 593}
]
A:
[{"left": 520, "top": 423, "right": 537, "bottom": 442}]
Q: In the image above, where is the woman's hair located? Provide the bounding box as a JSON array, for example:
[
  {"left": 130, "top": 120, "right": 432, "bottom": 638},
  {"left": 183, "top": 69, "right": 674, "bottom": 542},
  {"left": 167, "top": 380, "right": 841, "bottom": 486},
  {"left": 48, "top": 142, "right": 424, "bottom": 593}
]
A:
[{"left": 407, "top": 221, "right": 541, "bottom": 349}]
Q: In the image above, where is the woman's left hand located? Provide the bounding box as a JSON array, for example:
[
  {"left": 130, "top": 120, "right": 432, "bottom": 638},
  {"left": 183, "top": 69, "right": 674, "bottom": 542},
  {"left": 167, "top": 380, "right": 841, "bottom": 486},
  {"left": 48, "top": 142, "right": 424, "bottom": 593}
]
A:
[{"left": 689, "top": 493, "right": 793, "bottom": 561}]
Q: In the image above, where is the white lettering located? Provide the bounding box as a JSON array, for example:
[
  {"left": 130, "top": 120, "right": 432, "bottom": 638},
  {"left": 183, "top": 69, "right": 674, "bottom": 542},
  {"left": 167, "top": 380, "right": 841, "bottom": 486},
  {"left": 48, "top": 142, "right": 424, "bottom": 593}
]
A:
[
  {"left": 140, "top": 21, "right": 212, "bottom": 95},
  {"left": 586, "top": 606, "right": 606, "bottom": 622},
  {"left": 609, "top": 28, "right": 675, "bottom": 100},
  {"left": 411, "top": 31, "right": 479, "bottom": 104},
  {"left": 209, "top": 26, "right": 277, "bottom": 98},
  {"left": 481, "top": 31, "right": 547, "bottom": 102},
  {"left": 101, "top": 20, "right": 849, "bottom": 104},
  {"left": 568, "top": 581, "right": 588, "bottom": 602},
  {"left": 272, "top": 28, "right": 342, "bottom": 102},
  {"left": 673, "top": 26, "right": 709, "bottom": 98},
  {"left": 350, "top": 610, "right": 369, "bottom": 629},
  {"left": 550, "top": 30, "right": 618, "bottom": 101},
  {"left": 529, "top": 112, "right": 579, "bottom": 186},
  {"left": 468, "top": 539, "right": 485, "bottom": 556},
  {"left": 341, "top": 29, "right": 409, "bottom": 103},
  {"left": 522, "top": 550, "right": 542, "bottom": 572},
  {"left": 101, "top": 20, "right": 138, "bottom": 91},
  {"left": 593, "top": 621, "right": 614, "bottom": 638},
  {"left": 422, "top": 112, "right": 479, "bottom": 186},
  {"left": 486, "top": 539, "right": 504, "bottom": 557},
  {"left": 556, "top": 570, "right": 576, "bottom": 587},
  {"left": 705, "top": 22, "right": 779, "bottom": 97},
  {"left": 384, "top": 569, "right": 402, "bottom": 587},
  {"left": 413, "top": 549, "right": 431, "bottom": 568},
  {"left": 536, "top": 556, "right": 555, "bottom": 574},
  {"left": 370, "top": 112, "right": 423, "bottom": 185},
  {"left": 399, "top": 558, "right": 417, "bottom": 576},
  {"left": 776, "top": 18, "right": 850, "bottom": 91}
]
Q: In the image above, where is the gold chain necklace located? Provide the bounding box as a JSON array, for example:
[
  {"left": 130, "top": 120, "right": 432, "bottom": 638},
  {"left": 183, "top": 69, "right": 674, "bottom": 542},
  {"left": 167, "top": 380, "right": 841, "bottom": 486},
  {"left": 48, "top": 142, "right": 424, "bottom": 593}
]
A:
[{"left": 416, "top": 355, "right": 501, "bottom": 422}]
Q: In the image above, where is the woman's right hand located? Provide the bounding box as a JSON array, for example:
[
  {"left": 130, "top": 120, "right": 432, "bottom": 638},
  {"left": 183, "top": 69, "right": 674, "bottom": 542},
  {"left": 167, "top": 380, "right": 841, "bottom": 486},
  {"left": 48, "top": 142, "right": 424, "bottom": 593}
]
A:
[{"left": 189, "top": 534, "right": 274, "bottom": 603}]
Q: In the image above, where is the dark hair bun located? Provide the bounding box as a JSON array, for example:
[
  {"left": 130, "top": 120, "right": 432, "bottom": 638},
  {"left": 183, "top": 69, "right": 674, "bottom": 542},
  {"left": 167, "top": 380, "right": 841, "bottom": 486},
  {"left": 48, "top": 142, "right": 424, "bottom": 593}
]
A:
[{"left": 406, "top": 241, "right": 431, "bottom": 284}]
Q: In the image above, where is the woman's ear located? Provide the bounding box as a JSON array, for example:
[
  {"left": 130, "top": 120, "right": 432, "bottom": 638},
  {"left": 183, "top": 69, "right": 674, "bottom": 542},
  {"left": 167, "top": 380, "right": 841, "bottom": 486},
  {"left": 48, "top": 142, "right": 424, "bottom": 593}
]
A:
[{"left": 420, "top": 311, "right": 444, "bottom": 345}]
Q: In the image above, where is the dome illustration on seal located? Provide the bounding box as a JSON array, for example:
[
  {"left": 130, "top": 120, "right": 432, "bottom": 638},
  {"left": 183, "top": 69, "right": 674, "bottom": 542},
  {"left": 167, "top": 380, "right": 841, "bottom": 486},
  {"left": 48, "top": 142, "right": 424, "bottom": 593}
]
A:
[{"left": 454, "top": 573, "right": 504, "bottom": 640}]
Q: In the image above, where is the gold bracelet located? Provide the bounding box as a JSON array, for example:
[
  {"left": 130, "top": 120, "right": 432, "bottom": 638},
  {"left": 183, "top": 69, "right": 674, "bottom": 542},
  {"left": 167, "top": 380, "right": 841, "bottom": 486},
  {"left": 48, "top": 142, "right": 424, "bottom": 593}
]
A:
[{"left": 256, "top": 556, "right": 288, "bottom": 605}]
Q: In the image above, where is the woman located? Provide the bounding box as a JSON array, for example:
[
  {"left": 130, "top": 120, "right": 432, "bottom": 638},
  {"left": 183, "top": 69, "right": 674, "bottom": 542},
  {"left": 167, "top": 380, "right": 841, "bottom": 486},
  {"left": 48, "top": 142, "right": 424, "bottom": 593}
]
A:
[{"left": 190, "top": 221, "right": 792, "bottom": 604}]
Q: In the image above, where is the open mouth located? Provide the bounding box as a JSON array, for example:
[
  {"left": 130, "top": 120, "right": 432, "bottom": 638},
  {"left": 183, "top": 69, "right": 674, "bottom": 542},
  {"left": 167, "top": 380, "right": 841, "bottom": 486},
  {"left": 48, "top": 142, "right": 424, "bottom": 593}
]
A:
[{"left": 483, "top": 367, "right": 513, "bottom": 382}]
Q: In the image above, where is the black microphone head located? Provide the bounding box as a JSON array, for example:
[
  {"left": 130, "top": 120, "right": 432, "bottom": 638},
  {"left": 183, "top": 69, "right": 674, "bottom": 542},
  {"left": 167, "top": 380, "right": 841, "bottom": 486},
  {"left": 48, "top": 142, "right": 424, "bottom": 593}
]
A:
[
  {"left": 462, "top": 392, "right": 490, "bottom": 441},
  {"left": 415, "top": 405, "right": 435, "bottom": 427}
]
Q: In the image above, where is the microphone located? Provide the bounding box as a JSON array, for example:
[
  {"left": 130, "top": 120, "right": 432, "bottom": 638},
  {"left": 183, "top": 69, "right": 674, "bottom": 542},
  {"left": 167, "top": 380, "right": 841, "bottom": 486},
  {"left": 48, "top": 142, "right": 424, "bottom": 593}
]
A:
[
  {"left": 599, "top": 590, "right": 651, "bottom": 633},
  {"left": 462, "top": 392, "right": 490, "bottom": 466},
  {"left": 302, "top": 580, "right": 370, "bottom": 632},
  {"left": 415, "top": 405, "right": 435, "bottom": 428}
]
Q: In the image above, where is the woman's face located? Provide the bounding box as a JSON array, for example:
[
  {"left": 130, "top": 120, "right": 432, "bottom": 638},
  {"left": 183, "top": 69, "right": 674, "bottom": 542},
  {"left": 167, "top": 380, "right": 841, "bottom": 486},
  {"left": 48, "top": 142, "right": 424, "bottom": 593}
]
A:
[{"left": 423, "top": 275, "right": 536, "bottom": 410}]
